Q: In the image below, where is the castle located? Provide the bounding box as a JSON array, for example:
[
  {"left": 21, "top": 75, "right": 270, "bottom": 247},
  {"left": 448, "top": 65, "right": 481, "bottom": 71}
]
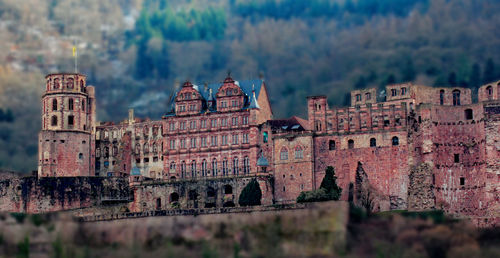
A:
[{"left": 1, "top": 72, "right": 499, "bottom": 225}]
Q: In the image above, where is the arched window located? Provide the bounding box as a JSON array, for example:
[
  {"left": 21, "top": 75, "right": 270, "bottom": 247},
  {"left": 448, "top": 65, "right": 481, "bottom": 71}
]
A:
[
  {"left": 181, "top": 162, "right": 186, "bottom": 178},
  {"left": 153, "top": 143, "right": 158, "bottom": 153},
  {"left": 392, "top": 136, "right": 399, "bottom": 146},
  {"left": 68, "top": 98, "right": 74, "bottom": 110},
  {"left": 169, "top": 192, "right": 179, "bottom": 203},
  {"left": 329, "top": 140, "right": 336, "bottom": 150},
  {"left": 315, "top": 120, "right": 322, "bottom": 131},
  {"left": 365, "top": 92, "right": 371, "bottom": 100},
  {"left": 348, "top": 139, "right": 354, "bottom": 149},
  {"left": 212, "top": 159, "right": 218, "bottom": 176},
  {"left": 224, "top": 185, "right": 233, "bottom": 194},
  {"left": 222, "top": 158, "right": 228, "bottom": 176},
  {"left": 440, "top": 90, "right": 444, "bottom": 105},
  {"left": 401, "top": 87, "right": 407, "bottom": 95},
  {"left": 280, "top": 148, "right": 288, "bottom": 160},
  {"left": 54, "top": 78, "right": 60, "bottom": 89},
  {"left": 78, "top": 153, "right": 83, "bottom": 160},
  {"left": 170, "top": 162, "right": 176, "bottom": 171},
  {"left": 52, "top": 99, "right": 58, "bottom": 111},
  {"left": 80, "top": 79, "right": 85, "bottom": 89},
  {"left": 452, "top": 90, "right": 461, "bottom": 106},
  {"left": 233, "top": 157, "right": 239, "bottom": 175},
  {"left": 295, "top": 146, "right": 303, "bottom": 159},
  {"left": 67, "top": 78, "right": 74, "bottom": 89},
  {"left": 243, "top": 156, "right": 249, "bottom": 174},
  {"left": 191, "top": 160, "right": 196, "bottom": 178},
  {"left": 202, "top": 159, "right": 207, "bottom": 177},
  {"left": 82, "top": 101, "right": 85, "bottom": 111},
  {"left": 263, "top": 132, "right": 268, "bottom": 143},
  {"left": 51, "top": 115, "right": 58, "bottom": 126},
  {"left": 143, "top": 143, "right": 149, "bottom": 154},
  {"left": 370, "top": 138, "right": 376, "bottom": 147}
]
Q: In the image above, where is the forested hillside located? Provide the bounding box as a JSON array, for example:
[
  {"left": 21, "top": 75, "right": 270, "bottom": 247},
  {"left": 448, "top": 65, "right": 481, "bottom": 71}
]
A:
[{"left": 0, "top": 0, "right": 500, "bottom": 172}]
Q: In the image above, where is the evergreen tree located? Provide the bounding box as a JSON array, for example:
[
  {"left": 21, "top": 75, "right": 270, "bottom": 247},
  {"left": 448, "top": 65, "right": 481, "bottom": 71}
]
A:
[
  {"left": 469, "top": 63, "right": 481, "bottom": 89},
  {"left": 483, "top": 58, "right": 496, "bottom": 84},
  {"left": 238, "top": 178, "right": 262, "bottom": 206},
  {"left": 319, "top": 166, "right": 342, "bottom": 200}
]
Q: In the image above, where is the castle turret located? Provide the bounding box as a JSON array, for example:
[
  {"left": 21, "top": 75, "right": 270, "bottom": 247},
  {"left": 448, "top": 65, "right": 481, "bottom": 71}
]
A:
[{"left": 38, "top": 73, "right": 96, "bottom": 177}]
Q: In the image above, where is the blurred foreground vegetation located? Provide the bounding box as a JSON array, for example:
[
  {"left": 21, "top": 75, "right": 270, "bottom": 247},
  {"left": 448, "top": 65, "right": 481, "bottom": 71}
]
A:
[{"left": 1, "top": 0, "right": 500, "bottom": 172}]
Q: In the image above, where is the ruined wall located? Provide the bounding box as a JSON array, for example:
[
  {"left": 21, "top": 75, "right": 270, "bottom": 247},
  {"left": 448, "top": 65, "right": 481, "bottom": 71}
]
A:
[
  {"left": 407, "top": 163, "right": 435, "bottom": 210},
  {"left": 0, "top": 176, "right": 129, "bottom": 213},
  {"left": 313, "top": 130, "right": 409, "bottom": 210},
  {"left": 129, "top": 175, "right": 274, "bottom": 212}
]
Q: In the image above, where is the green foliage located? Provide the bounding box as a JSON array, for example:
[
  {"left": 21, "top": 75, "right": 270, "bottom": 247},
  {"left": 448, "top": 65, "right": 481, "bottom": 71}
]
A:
[
  {"left": 238, "top": 178, "right": 262, "bottom": 206},
  {"left": 0, "top": 108, "right": 14, "bottom": 122},
  {"left": 52, "top": 236, "right": 65, "bottom": 258},
  {"left": 30, "top": 214, "right": 48, "bottom": 227},
  {"left": 17, "top": 236, "right": 30, "bottom": 258},
  {"left": 297, "top": 166, "right": 342, "bottom": 203},
  {"left": 201, "top": 241, "right": 219, "bottom": 258},
  {"left": 11, "top": 213, "right": 26, "bottom": 223}
]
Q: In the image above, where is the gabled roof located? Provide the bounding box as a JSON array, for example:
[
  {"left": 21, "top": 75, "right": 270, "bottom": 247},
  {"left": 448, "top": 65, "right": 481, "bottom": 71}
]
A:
[
  {"left": 166, "top": 79, "right": 265, "bottom": 114},
  {"left": 266, "top": 116, "right": 309, "bottom": 131}
]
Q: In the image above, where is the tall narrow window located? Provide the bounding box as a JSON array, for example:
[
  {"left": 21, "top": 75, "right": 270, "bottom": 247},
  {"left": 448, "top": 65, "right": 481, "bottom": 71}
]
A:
[
  {"left": 181, "top": 162, "right": 186, "bottom": 178},
  {"left": 202, "top": 159, "right": 207, "bottom": 177},
  {"left": 487, "top": 86, "right": 493, "bottom": 99},
  {"left": 51, "top": 116, "right": 57, "bottom": 126},
  {"left": 243, "top": 156, "right": 249, "bottom": 174},
  {"left": 440, "top": 90, "right": 444, "bottom": 105},
  {"left": 295, "top": 146, "right": 303, "bottom": 159},
  {"left": 82, "top": 101, "right": 85, "bottom": 111},
  {"left": 52, "top": 99, "right": 57, "bottom": 111},
  {"left": 68, "top": 98, "right": 74, "bottom": 110},
  {"left": 222, "top": 158, "right": 228, "bottom": 176},
  {"left": 370, "top": 138, "right": 376, "bottom": 147},
  {"left": 233, "top": 157, "right": 239, "bottom": 175},
  {"left": 465, "top": 109, "right": 473, "bottom": 120},
  {"left": 263, "top": 132, "right": 268, "bottom": 143},
  {"left": 67, "top": 78, "right": 74, "bottom": 89},
  {"left": 191, "top": 160, "right": 196, "bottom": 178},
  {"left": 452, "top": 90, "right": 461, "bottom": 106},
  {"left": 401, "top": 87, "right": 407, "bottom": 96},
  {"left": 68, "top": 115, "right": 74, "bottom": 128},
  {"left": 212, "top": 159, "right": 218, "bottom": 176}
]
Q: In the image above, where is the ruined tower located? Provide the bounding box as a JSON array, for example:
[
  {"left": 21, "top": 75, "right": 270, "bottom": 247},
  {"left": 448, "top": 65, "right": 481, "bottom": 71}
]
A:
[{"left": 38, "top": 73, "right": 96, "bottom": 177}]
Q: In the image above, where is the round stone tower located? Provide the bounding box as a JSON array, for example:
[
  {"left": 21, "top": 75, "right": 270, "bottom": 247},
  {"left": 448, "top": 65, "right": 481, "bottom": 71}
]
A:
[{"left": 38, "top": 73, "right": 96, "bottom": 177}]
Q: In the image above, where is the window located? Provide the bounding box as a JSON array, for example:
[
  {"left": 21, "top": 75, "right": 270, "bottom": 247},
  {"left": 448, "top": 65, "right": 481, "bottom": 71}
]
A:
[
  {"left": 224, "top": 185, "right": 232, "bottom": 194},
  {"left": 113, "top": 146, "right": 118, "bottom": 156},
  {"left": 68, "top": 98, "right": 74, "bottom": 110},
  {"left": 189, "top": 120, "right": 196, "bottom": 129},
  {"left": 233, "top": 157, "right": 239, "bottom": 175},
  {"left": 96, "top": 147, "right": 101, "bottom": 158},
  {"left": 454, "top": 154, "right": 460, "bottom": 163},
  {"left": 243, "top": 156, "right": 249, "bottom": 174},
  {"left": 370, "top": 138, "right": 376, "bottom": 147},
  {"left": 169, "top": 139, "right": 176, "bottom": 150},
  {"left": 315, "top": 120, "right": 322, "bottom": 131},
  {"left": 263, "top": 132, "right": 268, "bottom": 143},
  {"left": 202, "top": 159, "right": 207, "bottom": 177},
  {"left": 169, "top": 123, "right": 175, "bottom": 131},
  {"left": 440, "top": 90, "right": 445, "bottom": 105},
  {"left": 68, "top": 115, "right": 74, "bottom": 128},
  {"left": 222, "top": 158, "right": 228, "bottom": 176},
  {"left": 460, "top": 177, "right": 465, "bottom": 186},
  {"left": 356, "top": 94, "right": 361, "bottom": 101},
  {"left": 212, "top": 159, "right": 218, "bottom": 176},
  {"left": 392, "top": 136, "right": 399, "bottom": 146},
  {"left": 143, "top": 144, "right": 149, "bottom": 154},
  {"left": 242, "top": 116, "right": 248, "bottom": 125},
  {"left": 232, "top": 117, "right": 238, "bottom": 126},
  {"left": 243, "top": 133, "right": 249, "bottom": 144},
  {"left": 78, "top": 153, "right": 83, "bottom": 160},
  {"left": 221, "top": 118, "right": 227, "bottom": 126},
  {"left": 181, "top": 162, "right": 186, "bottom": 178},
  {"left": 211, "top": 136, "right": 217, "bottom": 146},
  {"left": 452, "top": 90, "right": 460, "bottom": 106},
  {"left": 232, "top": 134, "right": 239, "bottom": 145},
  {"left": 52, "top": 99, "right": 57, "bottom": 111},
  {"left": 180, "top": 122, "right": 186, "bottom": 130},
  {"left": 190, "top": 138, "right": 197, "bottom": 148},
  {"left": 329, "top": 140, "right": 336, "bottom": 150},
  {"left": 280, "top": 148, "right": 288, "bottom": 160},
  {"left": 401, "top": 87, "right": 407, "bottom": 96},
  {"left": 104, "top": 147, "right": 109, "bottom": 158},
  {"left": 82, "top": 101, "right": 85, "bottom": 111},
  {"left": 465, "top": 109, "right": 473, "bottom": 120},
  {"left": 487, "top": 86, "right": 493, "bottom": 99},
  {"left": 391, "top": 89, "right": 397, "bottom": 96},
  {"left": 222, "top": 135, "right": 228, "bottom": 145},
  {"left": 170, "top": 162, "right": 176, "bottom": 171},
  {"left": 201, "top": 137, "right": 207, "bottom": 147},
  {"left": 180, "top": 138, "right": 186, "bottom": 149},
  {"left": 201, "top": 120, "right": 206, "bottom": 128},
  {"left": 348, "top": 139, "right": 354, "bottom": 149},
  {"left": 51, "top": 116, "right": 58, "bottom": 126},
  {"left": 191, "top": 161, "right": 196, "bottom": 178},
  {"left": 135, "top": 144, "right": 141, "bottom": 154},
  {"left": 365, "top": 92, "right": 371, "bottom": 100},
  {"left": 211, "top": 119, "right": 217, "bottom": 128},
  {"left": 54, "top": 78, "right": 60, "bottom": 89},
  {"left": 295, "top": 146, "right": 303, "bottom": 159},
  {"left": 67, "top": 78, "right": 74, "bottom": 89}
]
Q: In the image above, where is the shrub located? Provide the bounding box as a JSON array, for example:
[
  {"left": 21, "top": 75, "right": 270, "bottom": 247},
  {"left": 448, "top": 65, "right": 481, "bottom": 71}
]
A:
[
  {"left": 297, "top": 166, "right": 342, "bottom": 203},
  {"left": 239, "top": 179, "right": 262, "bottom": 206}
]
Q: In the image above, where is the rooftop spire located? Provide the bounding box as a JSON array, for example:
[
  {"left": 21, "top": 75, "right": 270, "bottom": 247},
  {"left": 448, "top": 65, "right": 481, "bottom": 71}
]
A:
[{"left": 249, "top": 84, "right": 260, "bottom": 109}]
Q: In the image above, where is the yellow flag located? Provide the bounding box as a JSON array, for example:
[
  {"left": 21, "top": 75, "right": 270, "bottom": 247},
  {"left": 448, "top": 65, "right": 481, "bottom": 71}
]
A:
[{"left": 72, "top": 46, "right": 76, "bottom": 57}]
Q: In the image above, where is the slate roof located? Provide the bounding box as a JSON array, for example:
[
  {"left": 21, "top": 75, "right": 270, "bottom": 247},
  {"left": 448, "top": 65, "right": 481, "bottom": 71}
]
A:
[{"left": 266, "top": 116, "right": 310, "bottom": 131}]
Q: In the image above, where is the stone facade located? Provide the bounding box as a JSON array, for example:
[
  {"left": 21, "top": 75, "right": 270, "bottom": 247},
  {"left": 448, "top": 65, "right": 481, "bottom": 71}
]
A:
[{"left": 2, "top": 72, "right": 497, "bottom": 226}]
